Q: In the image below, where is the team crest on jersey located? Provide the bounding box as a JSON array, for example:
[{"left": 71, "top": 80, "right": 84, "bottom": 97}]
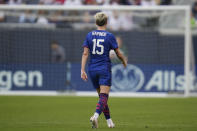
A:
[{"left": 111, "top": 64, "right": 145, "bottom": 92}]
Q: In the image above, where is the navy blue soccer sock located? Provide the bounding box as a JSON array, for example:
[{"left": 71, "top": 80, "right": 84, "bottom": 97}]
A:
[
  {"left": 96, "top": 93, "right": 108, "bottom": 115},
  {"left": 103, "top": 104, "right": 111, "bottom": 120},
  {"left": 98, "top": 93, "right": 111, "bottom": 119}
]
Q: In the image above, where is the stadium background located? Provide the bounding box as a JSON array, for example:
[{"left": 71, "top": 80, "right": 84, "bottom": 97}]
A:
[
  {"left": 0, "top": 28, "right": 194, "bottom": 92},
  {"left": 0, "top": 0, "right": 197, "bottom": 94},
  {"left": 0, "top": 1, "right": 197, "bottom": 131}
]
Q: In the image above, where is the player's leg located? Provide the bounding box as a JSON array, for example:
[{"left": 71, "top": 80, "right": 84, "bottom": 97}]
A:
[
  {"left": 90, "top": 70, "right": 114, "bottom": 128},
  {"left": 103, "top": 103, "right": 111, "bottom": 122},
  {"left": 93, "top": 69, "right": 111, "bottom": 118},
  {"left": 93, "top": 85, "right": 110, "bottom": 119},
  {"left": 94, "top": 70, "right": 115, "bottom": 128},
  {"left": 99, "top": 86, "right": 115, "bottom": 128},
  {"left": 89, "top": 71, "right": 100, "bottom": 128},
  {"left": 101, "top": 71, "right": 115, "bottom": 128},
  {"left": 96, "top": 87, "right": 112, "bottom": 124}
]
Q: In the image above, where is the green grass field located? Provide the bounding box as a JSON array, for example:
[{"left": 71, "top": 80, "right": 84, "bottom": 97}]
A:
[{"left": 0, "top": 96, "right": 197, "bottom": 131}]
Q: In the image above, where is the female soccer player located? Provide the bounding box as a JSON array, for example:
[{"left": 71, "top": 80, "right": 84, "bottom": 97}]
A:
[{"left": 81, "top": 12, "right": 127, "bottom": 128}]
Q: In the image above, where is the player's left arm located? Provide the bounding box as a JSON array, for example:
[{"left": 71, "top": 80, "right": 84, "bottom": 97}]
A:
[
  {"left": 109, "top": 34, "right": 127, "bottom": 68},
  {"left": 114, "top": 48, "right": 127, "bottom": 68},
  {"left": 81, "top": 47, "right": 89, "bottom": 81}
]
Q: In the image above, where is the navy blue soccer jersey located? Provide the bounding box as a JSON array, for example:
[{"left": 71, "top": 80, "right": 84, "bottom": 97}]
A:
[{"left": 83, "top": 30, "right": 118, "bottom": 71}]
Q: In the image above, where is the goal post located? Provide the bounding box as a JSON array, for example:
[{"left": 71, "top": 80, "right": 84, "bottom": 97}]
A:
[
  {"left": 184, "top": 6, "right": 192, "bottom": 97},
  {"left": 0, "top": 5, "right": 195, "bottom": 97}
]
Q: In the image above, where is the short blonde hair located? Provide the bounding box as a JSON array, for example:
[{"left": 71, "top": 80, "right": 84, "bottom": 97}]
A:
[{"left": 94, "top": 12, "right": 108, "bottom": 26}]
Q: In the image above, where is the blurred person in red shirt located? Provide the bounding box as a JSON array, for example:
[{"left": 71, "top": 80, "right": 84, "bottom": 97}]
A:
[
  {"left": 55, "top": 0, "right": 65, "bottom": 4},
  {"left": 84, "top": 0, "right": 97, "bottom": 5}
]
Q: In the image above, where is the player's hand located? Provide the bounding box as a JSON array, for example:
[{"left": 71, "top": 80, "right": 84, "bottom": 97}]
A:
[
  {"left": 122, "top": 59, "right": 127, "bottom": 68},
  {"left": 81, "top": 70, "right": 88, "bottom": 81}
]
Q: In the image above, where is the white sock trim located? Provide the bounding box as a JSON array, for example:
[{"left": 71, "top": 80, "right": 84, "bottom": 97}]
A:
[
  {"left": 94, "top": 112, "right": 99, "bottom": 119},
  {"left": 107, "top": 119, "right": 112, "bottom": 123},
  {"left": 107, "top": 118, "right": 111, "bottom": 120}
]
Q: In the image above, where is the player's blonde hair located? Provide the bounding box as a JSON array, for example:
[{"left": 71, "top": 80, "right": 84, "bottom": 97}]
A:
[{"left": 94, "top": 12, "right": 108, "bottom": 26}]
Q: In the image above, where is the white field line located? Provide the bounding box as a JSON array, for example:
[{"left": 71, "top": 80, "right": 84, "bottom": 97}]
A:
[{"left": 0, "top": 91, "right": 188, "bottom": 98}]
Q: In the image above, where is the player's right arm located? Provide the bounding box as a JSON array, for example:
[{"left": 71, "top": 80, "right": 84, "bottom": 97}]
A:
[
  {"left": 114, "top": 48, "right": 127, "bottom": 68},
  {"left": 81, "top": 47, "right": 89, "bottom": 81}
]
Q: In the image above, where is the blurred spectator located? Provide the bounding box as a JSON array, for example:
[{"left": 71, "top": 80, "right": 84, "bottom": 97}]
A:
[
  {"left": 84, "top": 0, "right": 97, "bottom": 5},
  {"left": 64, "top": 0, "right": 82, "bottom": 5},
  {"left": 0, "top": 11, "right": 5, "bottom": 22},
  {"left": 36, "top": 10, "right": 49, "bottom": 24},
  {"left": 0, "top": 0, "right": 7, "bottom": 4},
  {"left": 55, "top": 0, "right": 65, "bottom": 4},
  {"left": 83, "top": 11, "right": 92, "bottom": 23},
  {"left": 19, "top": 10, "right": 36, "bottom": 23},
  {"left": 108, "top": 11, "right": 133, "bottom": 31},
  {"left": 8, "top": 0, "right": 22, "bottom": 5},
  {"left": 96, "top": 0, "right": 105, "bottom": 5},
  {"left": 108, "top": 11, "right": 121, "bottom": 31},
  {"left": 0, "top": 0, "right": 173, "bottom": 5},
  {"left": 50, "top": 10, "right": 65, "bottom": 24},
  {"left": 119, "top": 0, "right": 132, "bottom": 5},
  {"left": 159, "top": 0, "right": 172, "bottom": 5},
  {"left": 110, "top": 0, "right": 120, "bottom": 5},
  {"left": 63, "top": 0, "right": 82, "bottom": 20},
  {"left": 132, "top": 0, "right": 141, "bottom": 5},
  {"left": 141, "top": 0, "right": 156, "bottom": 6},
  {"left": 102, "top": 0, "right": 110, "bottom": 5},
  {"left": 110, "top": 36, "right": 128, "bottom": 63},
  {"left": 192, "top": 1, "right": 197, "bottom": 21},
  {"left": 51, "top": 41, "right": 66, "bottom": 63},
  {"left": 39, "top": 0, "right": 55, "bottom": 5},
  {"left": 120, "top": 13, "right": 133, "bottom": 31}
]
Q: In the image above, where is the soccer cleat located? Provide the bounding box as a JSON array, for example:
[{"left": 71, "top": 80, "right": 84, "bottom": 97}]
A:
[
  {"left": 107, "top": 119, "right": 115, "bottom": 128},
  {"left": 90, "top": 116, "right": 98, "bottom": 128}
]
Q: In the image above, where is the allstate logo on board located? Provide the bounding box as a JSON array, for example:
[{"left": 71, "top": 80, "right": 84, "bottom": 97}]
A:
[{"left": 111, "top": 64, "right": 145, "bottom": 92}]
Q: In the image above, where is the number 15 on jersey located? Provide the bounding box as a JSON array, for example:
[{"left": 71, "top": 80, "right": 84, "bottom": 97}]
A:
[{"left": 92, "top": 39, "right": 104, "bottom": 55}]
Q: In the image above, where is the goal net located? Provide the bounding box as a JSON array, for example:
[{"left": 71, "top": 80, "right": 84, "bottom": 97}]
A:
[{"left": 0, "top": 5, "right": 195, "bottom": 97}]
